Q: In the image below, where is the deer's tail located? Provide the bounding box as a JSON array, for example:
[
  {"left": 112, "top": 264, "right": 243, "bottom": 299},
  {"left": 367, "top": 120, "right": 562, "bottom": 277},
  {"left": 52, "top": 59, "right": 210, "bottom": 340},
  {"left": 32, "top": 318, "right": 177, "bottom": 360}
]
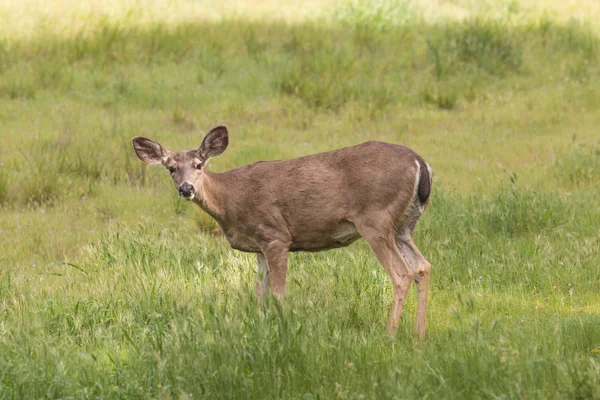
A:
[{"left": 415, "top": 156, "right": 432, "bottom": 207}]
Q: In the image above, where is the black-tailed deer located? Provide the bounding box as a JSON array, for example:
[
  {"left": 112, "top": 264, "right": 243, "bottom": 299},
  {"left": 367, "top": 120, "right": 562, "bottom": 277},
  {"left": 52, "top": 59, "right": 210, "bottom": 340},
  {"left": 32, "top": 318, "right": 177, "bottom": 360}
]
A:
[{"left": 133, "top": 126, "right": 432, "bottom": 339}]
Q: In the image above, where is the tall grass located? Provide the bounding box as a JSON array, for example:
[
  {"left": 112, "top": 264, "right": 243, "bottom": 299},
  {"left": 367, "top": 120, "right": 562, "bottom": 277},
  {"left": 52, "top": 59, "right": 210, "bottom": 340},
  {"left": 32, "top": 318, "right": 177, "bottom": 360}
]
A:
[
  {"left": 0, "top": 167, "right": 8, "bottom": 206},
  {"left": 1, "top": 213, "right": 599, "bottom": 398},
  {"left": 553, "top": 143, "right": 600, "bottom": 188}
]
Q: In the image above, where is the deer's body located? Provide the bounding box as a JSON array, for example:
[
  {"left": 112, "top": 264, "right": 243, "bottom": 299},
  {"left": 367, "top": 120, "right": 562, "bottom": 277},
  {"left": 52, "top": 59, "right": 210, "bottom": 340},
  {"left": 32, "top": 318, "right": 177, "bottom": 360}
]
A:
[
  {"left": 133, "top": 127, "right": 432, "bottom": 339},
  {"left": 198, "top": 141, "right": 429, "bottom": 254}
]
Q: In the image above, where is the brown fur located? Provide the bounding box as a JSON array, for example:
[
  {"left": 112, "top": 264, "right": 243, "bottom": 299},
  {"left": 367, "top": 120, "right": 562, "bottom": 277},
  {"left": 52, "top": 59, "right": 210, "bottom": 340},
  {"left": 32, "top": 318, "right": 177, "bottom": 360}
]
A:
[{"left": 132, "top": 126, "right": 433, "bottom": 339}]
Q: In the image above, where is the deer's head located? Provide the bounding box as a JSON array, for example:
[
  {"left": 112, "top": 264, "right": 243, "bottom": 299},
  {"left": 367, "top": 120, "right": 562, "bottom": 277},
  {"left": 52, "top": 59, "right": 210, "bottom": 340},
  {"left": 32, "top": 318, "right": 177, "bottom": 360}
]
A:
[{"left": 132, "top": 126, "right": 228, "bottom": 200}]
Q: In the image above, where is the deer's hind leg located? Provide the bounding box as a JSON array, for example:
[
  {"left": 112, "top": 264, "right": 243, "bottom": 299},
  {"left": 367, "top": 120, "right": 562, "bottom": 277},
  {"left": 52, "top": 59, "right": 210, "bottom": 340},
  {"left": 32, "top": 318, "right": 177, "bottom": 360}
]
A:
[
  {"left": 395, "top": 212, "right": 431, "bottom": 341},
  {"left": 256, "top": 253, "right": 270, "bottom": 301},
  {"left": 355, "top": 219, "right": 414, "bottom": 334}
]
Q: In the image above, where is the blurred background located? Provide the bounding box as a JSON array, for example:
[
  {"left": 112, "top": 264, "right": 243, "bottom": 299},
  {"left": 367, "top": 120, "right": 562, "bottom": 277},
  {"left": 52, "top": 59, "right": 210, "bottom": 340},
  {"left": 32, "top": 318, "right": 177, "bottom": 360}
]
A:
[{"left": 1, "top": 0, "right": 598, "bottom": 266}]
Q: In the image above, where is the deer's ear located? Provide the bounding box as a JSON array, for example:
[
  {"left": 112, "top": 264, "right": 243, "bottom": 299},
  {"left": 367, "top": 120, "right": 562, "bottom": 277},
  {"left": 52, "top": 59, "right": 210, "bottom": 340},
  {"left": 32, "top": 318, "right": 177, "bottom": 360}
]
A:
[
  {"left": 132, "top": 137, "right": 170, "bottom": 164},
  {"left": 200, "top": 126, "right": 228, "bottom": 158}
]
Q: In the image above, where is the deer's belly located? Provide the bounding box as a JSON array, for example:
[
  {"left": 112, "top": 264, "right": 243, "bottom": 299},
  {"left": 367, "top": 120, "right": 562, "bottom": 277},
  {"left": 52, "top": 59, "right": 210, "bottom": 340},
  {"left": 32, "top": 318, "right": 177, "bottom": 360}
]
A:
[
  {"left": 290, "top": 221, "right": 361, "bottom": 252},
  {"left": 224, "top": 230, "right": 261, "bottom": 253},
  {"left": 224, "top": 221, "right": 361, "bottom": 253}
]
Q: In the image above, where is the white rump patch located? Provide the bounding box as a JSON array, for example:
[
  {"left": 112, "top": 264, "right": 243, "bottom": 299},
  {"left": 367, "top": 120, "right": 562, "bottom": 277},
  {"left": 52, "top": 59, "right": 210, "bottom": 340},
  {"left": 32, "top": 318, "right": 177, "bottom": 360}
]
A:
[
  {"left": 425, "top": 162, "right": 433, "bottom": 185},
  {"left": 413, "top": 159, "right": 423, "bottom": 210}
]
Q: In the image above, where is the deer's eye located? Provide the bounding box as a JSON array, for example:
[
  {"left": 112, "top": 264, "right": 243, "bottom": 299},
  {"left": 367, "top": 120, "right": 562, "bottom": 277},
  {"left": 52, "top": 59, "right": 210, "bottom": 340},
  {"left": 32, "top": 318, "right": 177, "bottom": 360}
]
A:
[
  {"left": 195, "top": 163, "right": 203, "bottom": 170},
  {"left": 167, "top": 166, "right": 176, "bottom": 174}
]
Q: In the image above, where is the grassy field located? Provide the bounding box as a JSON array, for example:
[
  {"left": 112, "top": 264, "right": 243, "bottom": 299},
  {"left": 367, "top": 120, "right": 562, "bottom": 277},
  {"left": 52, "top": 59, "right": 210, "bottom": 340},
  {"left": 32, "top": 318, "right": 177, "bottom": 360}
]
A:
[{"left": 1, "top": 0, "right": 600, "bottom": 398}]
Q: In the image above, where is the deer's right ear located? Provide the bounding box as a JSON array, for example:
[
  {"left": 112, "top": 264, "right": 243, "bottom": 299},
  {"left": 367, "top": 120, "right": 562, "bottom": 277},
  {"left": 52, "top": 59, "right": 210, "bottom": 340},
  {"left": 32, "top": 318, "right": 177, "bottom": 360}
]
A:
[{"left": 132, "top": 137, "right": 170, "bottom": 164}]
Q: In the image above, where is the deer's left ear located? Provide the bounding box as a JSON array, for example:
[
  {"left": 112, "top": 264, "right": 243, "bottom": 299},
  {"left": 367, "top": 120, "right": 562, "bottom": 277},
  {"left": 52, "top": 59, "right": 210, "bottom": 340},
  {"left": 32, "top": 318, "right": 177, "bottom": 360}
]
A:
[{"left": 200, "top": 126, "right": 228, "bottom": 158}]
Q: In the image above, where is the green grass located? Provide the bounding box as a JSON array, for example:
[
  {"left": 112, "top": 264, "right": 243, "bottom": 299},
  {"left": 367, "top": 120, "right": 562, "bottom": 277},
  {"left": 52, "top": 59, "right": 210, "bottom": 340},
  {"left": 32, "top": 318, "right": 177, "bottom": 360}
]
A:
[{"left": 1, "top": 2, "right": 600, "bottom": 398}]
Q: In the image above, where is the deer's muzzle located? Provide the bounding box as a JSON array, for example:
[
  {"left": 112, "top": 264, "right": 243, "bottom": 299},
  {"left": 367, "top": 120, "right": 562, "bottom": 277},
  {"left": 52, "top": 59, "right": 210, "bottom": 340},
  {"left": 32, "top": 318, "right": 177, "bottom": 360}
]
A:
[{"left": 179, "top": 182, "right": 195, "bottom": 199}]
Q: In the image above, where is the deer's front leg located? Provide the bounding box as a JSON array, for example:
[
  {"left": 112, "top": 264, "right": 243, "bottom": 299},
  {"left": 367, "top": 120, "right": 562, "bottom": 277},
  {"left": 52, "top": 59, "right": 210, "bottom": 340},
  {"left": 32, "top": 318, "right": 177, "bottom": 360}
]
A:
[
  {"left": 260, "top": 241, "right": 289, "bottom": 299},
  {"left": 256, "top": 253, "right": 270, "bottom": 301}
]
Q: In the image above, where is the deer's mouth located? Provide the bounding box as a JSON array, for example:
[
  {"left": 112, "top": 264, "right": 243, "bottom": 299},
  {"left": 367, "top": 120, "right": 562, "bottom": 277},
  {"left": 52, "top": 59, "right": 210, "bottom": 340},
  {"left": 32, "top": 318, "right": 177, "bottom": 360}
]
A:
[{"left": 180, "top": 193, "right": 195, "bottom": 201}]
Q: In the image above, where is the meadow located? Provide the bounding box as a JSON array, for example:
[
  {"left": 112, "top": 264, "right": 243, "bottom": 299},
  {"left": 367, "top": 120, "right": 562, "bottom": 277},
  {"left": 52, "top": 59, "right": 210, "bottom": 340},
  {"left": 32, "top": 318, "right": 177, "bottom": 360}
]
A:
[{"left": 0, "top": 0, "right": 599, "bottom": 398}]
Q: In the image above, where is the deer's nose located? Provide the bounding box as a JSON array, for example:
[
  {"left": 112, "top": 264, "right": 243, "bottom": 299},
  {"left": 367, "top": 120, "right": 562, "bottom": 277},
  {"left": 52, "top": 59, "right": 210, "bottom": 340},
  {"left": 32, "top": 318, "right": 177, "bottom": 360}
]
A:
[{"left": 179, "top": 182, "right": 195, "bottom": 199}]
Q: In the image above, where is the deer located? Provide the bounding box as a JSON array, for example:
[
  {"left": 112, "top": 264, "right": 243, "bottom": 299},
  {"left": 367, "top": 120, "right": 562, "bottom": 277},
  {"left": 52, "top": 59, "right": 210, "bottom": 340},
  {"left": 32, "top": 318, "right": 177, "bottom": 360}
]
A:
[{"left": 132, "top": 126, "right": 433, "bottom": 339}]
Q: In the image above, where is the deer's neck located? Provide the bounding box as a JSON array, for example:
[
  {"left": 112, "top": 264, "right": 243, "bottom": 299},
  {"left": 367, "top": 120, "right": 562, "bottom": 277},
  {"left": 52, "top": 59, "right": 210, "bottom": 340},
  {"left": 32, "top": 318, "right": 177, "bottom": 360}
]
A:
[{"left": 195, "top": 170, "right": 228, "bottom": 223}]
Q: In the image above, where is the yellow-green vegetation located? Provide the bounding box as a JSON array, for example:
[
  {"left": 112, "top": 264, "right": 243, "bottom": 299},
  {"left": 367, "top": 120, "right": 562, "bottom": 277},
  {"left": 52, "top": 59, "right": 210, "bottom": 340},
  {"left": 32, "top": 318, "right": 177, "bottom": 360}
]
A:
[{"left": 1, "top": 1, "right": 599, "bottom": 398}]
